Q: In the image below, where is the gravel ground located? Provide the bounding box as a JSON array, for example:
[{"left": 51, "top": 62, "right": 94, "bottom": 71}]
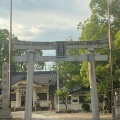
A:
[{"left": 12, "top": 110, "right": 112, "bottom": 120}]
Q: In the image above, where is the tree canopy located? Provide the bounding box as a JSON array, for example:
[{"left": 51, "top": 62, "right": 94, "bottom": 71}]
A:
[
  {"left": 0, "top": 28, "right": 44, "bottom": 78},
  {"left": 78, "top": 0, "right": 120, "bottom": 96},
  {"left": 55, "top": 0, "right": 120, "bottom": 101}
]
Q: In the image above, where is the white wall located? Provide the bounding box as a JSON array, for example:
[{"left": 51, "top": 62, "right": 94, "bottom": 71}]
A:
[
  {"left": 40, "top": 101, "right": 49, "bottom": 107},
  {"left": 11, "top": 101, "right": 16, "bottom": 108}
]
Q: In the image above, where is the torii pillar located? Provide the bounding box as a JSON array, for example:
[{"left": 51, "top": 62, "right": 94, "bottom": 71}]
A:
[
  {"left": 88, "top": 48, "right": 100, "bottom": 120},
  {"left": 24, "top": 49, "right": 34, "bottom": 120}
]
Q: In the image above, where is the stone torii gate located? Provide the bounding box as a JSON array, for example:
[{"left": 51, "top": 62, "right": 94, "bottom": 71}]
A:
[{"left": 13, "top": 39, "right": 108, "bottom": 120}]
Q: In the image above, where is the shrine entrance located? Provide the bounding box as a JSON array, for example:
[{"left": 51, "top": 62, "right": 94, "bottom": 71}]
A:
[{"left": 13, "top": 39, "right": 108, "bottom": 120}]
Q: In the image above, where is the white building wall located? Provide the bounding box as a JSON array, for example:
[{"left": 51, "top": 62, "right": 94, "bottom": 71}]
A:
[
  {"left": 36, "top": 85, "right": 49, "bottom": 107},
  {"left": 11, "top": 101, "right": 16, "bottom": 108},
  {"left": 11, "top": 83, "right": 104, "bottom": 110},
  {"left": 54, "top": 94, "right": 103, "bottom": 111},
  {"left": 16, "top": 89, "right": 21, "bottom": 107},
  {"left": 33, "top": 87, "right": 37, "bottom": 105},
  {"left": 40, "top": 101, "right": 49, "bottom": 107},
  {"left": 11, "top": 85, "right": 50, "bottom": 108},
  {"left": 71, "top": 95, "right": 80, "bottom": 110}
]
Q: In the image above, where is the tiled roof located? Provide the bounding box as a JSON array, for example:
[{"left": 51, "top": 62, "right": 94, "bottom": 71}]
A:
[
  {"left": 1, "top": 71, "right": 57, "bottom": 86},
  {"left": 11, "top": 71, "right": 57, "bottom": 85}
]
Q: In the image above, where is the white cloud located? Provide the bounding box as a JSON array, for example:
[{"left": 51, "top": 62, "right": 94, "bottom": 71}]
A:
[
  {"left": 0, "top": 18, "right": 9, "bottom": 30},
  {"left": 18, "top": 36, "right": 34, "bottom": 41},
  {"left": 30, "top": 25, "right": 46, "bottom": 34},
  {"left": 0, "top": 0, "right": 91, "bottom": 41},
  {"left": 0, "top": 0, "right": 91, "bottom": 65}
]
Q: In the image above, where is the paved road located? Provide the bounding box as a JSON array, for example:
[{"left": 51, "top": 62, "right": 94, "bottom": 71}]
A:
[
  {"left": 12, "top": 111, "right": 63, "bottom": 120},
  {"left": 12, "top": 111, "right": 112, "bottom": 120}
]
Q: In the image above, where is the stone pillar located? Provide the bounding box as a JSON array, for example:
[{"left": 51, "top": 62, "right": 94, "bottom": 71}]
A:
[
  {"left": 71, "top": 95, "right": 73, "bottom": 110},
  {"left": 33, "top": 87, "right": 37, "bottom": 104},
  {"left": 54, "top": 94, "right": 57, "bottom": 109},
  {"left": 0, "top": 62, "right": 12, "bottom": 120},
  {"left": 16, "top": 89, "right": 20, "bottom": 107},
  {"left": 114, "top": 88, "right": 120, "bottom": 120},
  {"left": 24, "top": 49, "right": 34, "bottom": 120},
  {"left": 47, "top": 93, "right": 49, "bottom": 105},
  {"left": 88, "top": 48, "right": 100, "bottom": 120},
  {"left": 33, "top": 87, "right": 37, "bottom": 111}
]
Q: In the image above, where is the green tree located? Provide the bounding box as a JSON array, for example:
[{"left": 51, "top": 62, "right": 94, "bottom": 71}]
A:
[
  {"left": 53, "top": 0, "right": 120, "bottom": 104},
  {"left": 53, "top": 38, "right": 82, "bottom": 107},
  {"left": 51, "top": 37, "right": 82, "bottom": 91},
  {"left": 0, "top": 28, "right": 44, "bottom": 78},
  {"left": 78, "top": 0, "right": 120, "bottom": 98},
  {"left": 56, "top": 88, "right": 69, "bottom": 109},
  {"left": 112, "top": 31, "right": 120, "bottom": 88}
]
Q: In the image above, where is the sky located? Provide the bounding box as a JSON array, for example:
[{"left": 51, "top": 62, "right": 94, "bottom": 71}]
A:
[{"left": 0, "top": 0, "right": 91, "bottom": 69}]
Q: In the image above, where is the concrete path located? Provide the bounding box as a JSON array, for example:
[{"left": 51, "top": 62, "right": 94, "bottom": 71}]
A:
[
  {"left": 12, "top": 111, "right": 63, "bottom": 120},
  {"left": 12, "top": 111, "right": 112, "bottom": 120}
]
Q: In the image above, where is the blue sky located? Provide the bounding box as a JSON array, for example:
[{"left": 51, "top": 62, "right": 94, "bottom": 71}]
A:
[{"left": 0, "top": 0, "right": 91, "bottom": 69}]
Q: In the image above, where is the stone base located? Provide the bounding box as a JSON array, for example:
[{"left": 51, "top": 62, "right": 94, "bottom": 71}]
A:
[
  {"left": 0, "top": 109, "right": 12, "bottom": 120},
  {"left": 0, "top": 110, "right": 1, "bottom": 116},
  {"left": 116, "top": 115, "right": 120, "bottom": 120},
  {"left": 0, "top": 116, "right": 12, "bottom": 120}
]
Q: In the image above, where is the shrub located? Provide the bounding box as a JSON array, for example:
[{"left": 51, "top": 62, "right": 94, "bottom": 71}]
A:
[{"left": 82, "top": 103, "right": 90, "bottom": 112}]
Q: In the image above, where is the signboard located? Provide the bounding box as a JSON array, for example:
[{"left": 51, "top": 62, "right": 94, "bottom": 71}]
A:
[{"left": 56, "top": 41, "right": 66, "bottom": 58}]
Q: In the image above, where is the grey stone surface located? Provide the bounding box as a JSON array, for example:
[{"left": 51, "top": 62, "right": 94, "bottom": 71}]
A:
[{"left": 0, "top": 62, "right": 12, "bottom": 120}]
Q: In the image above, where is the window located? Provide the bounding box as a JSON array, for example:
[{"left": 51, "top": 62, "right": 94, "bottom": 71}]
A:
[
  {"left": 73, "top": 99, "right": 78, "bottom": 102},
  {"left": 79, "top": 96, "right": 85, "bottom": 103},
  {"left": 37, "top": 93, "right": 47, "bottom": 100},
  {"left": 11, "top": 93, "right": 16, "bottom": 101}
]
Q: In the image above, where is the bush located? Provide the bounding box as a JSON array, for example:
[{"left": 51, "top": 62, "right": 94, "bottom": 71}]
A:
[
  {"left": 56, "top": 109, "right": 80, "bottom": 113},
  {"left": 82, "top": 103, "right": 90, "bottom": 112}
]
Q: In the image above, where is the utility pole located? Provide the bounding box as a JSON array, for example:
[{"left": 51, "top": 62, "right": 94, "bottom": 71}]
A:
[
  {"left": 107, "top": 0, "right": 113, "bottom": 114},
  {"left": 9, "top": 0, "right": 12, "bottom": 108},
  {"left": 57, "top": 63, "right": 59, "bottom": 112}
]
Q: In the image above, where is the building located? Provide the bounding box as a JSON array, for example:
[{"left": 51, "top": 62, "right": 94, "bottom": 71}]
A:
[
  {"left": 0, "top": 71, "right": 104, "bottom": 111},
  {"left": 0, "top": 71, "right": 57, "bottom": 110}
]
